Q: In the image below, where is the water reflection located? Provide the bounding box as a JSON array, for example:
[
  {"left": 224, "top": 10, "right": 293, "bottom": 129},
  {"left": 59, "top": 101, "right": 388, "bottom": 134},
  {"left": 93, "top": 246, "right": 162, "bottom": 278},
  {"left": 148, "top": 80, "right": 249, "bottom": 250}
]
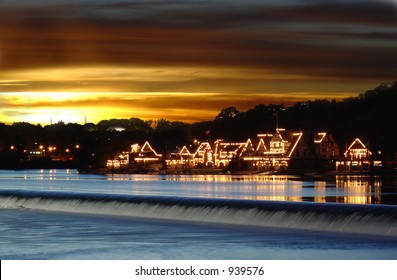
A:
[
  {"left": 313, "top": 181, "right": 327, "bottom": 203},
  {"left": 21, "top": 169, "right": 73, "bottom": 180},
  {"left": 0, "top": 170, "right": 396, "bottom": 205},
  {"left": 105, "top": 173, "right": 392, "bottom": 205},
  {"left": 107, "top": 174, "right": 296, "bottom": 182},
  {"left": 335, "top": 176, "right": 381, "bottom": 205}
]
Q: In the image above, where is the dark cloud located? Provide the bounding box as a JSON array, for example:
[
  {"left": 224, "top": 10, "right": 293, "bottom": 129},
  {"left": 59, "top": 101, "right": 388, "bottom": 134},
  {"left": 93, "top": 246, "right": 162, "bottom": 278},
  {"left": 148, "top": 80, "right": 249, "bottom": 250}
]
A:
[
  {"left": 263, "top": 1, "right": 397, "bottom": 27},
  {"left": 0, "top": 0, "right": 395, "bottom": 86}
]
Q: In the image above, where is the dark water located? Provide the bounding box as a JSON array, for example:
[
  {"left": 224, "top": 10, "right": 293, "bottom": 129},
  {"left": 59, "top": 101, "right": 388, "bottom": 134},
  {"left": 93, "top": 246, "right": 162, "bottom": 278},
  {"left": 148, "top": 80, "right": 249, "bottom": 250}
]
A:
[
  {"left": 1, "top": 209, "right": 397, "bottom": 260},
  {"left": 1, "top": 169, "right": 397, "bottom": 259}
]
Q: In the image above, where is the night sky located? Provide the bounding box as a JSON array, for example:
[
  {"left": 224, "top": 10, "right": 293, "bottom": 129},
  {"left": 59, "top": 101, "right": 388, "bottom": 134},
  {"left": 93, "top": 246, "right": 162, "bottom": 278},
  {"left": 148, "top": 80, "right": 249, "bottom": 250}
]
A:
[{"left": 0, "top": 0, "right": 396, "bottom": 124}]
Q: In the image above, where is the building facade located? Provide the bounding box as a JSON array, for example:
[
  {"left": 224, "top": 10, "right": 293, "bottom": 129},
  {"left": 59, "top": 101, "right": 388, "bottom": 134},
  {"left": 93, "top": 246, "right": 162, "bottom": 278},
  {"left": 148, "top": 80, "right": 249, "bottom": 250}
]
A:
[{"left": 336, "top": 138, "right": 374, "bottom": 172}]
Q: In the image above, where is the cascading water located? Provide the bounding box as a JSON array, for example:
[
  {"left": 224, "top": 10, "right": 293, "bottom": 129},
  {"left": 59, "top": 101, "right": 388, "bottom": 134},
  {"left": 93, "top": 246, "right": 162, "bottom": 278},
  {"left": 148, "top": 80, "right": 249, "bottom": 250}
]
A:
[{"left": 1, "top": 190, "right": 397, "bottom": 237}]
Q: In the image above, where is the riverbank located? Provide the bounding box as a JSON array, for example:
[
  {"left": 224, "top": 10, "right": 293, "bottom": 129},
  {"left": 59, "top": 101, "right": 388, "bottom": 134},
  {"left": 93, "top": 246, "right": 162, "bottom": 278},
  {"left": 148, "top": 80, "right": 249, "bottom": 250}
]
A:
[
  {"left": 1, "top": 164, "right": 396, "bottom": 178},
  {"left": 79, "top": 166, "right": 397, "bottom": 178}
]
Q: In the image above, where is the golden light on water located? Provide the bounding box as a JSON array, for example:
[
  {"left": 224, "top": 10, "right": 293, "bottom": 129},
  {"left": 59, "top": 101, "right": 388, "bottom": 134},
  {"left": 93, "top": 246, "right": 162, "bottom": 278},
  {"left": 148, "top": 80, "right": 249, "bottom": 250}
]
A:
[{"left": 104, "top": 174, "right": 382, "bottom": 204}]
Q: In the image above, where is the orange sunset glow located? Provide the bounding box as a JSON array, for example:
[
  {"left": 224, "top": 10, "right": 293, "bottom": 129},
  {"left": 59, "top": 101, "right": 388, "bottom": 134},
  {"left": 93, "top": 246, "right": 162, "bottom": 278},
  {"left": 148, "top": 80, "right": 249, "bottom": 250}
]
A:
[{"left": 1, "top": 0, "right": 396, "bottom": 124}]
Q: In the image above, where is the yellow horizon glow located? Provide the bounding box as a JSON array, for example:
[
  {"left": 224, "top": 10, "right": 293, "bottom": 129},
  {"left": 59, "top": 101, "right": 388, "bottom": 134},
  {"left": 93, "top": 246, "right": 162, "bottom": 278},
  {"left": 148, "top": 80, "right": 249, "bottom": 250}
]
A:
[
  {"left": 0, "top": 92, "right": 222, "bottom": 124},
  {"left": 0, "top": 90, "right": 359, "bottom": 125},
  {"left": 0, "top": 65, "right": 376, "bottom": 125}
]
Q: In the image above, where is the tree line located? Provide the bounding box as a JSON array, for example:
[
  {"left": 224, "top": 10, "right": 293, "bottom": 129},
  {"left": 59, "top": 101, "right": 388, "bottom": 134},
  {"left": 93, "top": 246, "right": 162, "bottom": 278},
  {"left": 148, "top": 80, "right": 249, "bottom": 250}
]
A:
[{"left": 0, "top": 81, "right": 396, "bottom": 169}]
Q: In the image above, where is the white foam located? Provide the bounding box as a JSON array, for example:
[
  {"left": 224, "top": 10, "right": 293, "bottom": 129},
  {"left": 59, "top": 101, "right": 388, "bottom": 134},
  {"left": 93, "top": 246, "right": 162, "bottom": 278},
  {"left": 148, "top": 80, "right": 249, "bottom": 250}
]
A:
[{"left": 1, "top": 194, "right": 397, "bottom": 237}]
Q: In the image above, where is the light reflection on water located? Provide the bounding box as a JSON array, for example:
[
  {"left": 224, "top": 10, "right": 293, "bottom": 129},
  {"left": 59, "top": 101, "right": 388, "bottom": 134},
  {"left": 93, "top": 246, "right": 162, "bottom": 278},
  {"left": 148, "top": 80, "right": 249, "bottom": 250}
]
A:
[
  {"left": 0, "top": 169, "right": 396, "bottom": 205},
  {"left": 335, "top": 176, "right": 381, "bottom": 205}
]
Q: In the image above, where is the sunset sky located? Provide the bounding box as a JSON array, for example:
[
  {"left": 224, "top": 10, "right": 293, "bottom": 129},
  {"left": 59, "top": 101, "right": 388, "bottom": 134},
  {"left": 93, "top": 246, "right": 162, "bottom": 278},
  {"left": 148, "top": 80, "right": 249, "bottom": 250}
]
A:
[{"left": 0, "top": 0, "right": 396, "bottom": 124}]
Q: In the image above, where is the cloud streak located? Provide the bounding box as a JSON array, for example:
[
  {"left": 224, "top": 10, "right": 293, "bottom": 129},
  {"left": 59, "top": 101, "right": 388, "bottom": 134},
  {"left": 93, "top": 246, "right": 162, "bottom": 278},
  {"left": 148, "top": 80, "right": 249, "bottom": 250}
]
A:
[{"left": 1, "top": 1, "right": 395, "bottom": 77}]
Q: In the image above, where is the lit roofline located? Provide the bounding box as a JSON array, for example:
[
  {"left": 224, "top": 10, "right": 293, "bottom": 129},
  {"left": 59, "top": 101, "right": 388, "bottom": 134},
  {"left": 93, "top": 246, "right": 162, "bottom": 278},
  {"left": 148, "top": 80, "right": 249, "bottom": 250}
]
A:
[
  {"left": 256, "top": 138, "right": 267, "bottom": 152},
  {"left": 193, "top": 142, "right": 212, "bottom": 157},
  {"left": 287, "top": 132, "right": 303, "bottom": 157},
  {"left": 244, "top": 138, "right": 252, "bottom": 150},
  {"left": 179, "top": 145, "right": 192, "bottom": 155},
  {"left": 238, "top": 139, "right": 253, "bottom": 157},
  {"left": 344, "top": 138, "right": 372, "bottom": 157},
  {"left": 314, "top": 132, "right": 327, "bottom": 143},
  {"left": 141, "top": 141, "right": 161, "bottom": 157}
]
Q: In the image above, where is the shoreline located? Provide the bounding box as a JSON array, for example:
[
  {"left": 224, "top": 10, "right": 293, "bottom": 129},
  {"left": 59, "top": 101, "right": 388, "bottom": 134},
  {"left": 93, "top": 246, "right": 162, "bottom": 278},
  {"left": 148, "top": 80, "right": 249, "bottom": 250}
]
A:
[
  {"left": 1, "top": 166, "right": 396, "bottom": 178},
  {"left": 37, "top": 167, "right": 397, "bottom": 178}
]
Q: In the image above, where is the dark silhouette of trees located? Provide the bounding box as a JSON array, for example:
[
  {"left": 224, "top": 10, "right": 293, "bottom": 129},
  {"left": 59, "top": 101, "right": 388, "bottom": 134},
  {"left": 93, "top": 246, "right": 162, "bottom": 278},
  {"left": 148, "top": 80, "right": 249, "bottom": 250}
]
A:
[{"left": 215, "top": 106, "right": 240, "bottom": 121}]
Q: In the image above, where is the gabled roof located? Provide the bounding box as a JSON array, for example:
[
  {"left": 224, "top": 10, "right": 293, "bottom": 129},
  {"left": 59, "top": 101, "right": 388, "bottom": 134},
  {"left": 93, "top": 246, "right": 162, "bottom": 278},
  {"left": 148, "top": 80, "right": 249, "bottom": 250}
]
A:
[
  {"left": 256, "top": 133, "right": 272, "bottom": 154},
  {"left": 141, "top": 141, "right": 158, "bottom": 156},
  {"left": 194, "top": 142, "right": 212, "bottom": 158},
  {"left": 269, "top": 128, "right": 290, "bottom": 155},
  {"left": 256, "top": 129, "right": 303, "bottom": 157},
  {"left": 179, "top": 145, "right": 192, "bottom": 155},
  {"left": 271, "top": 129, "right": 287, "bottom": 143},
  {"left": 131, "top": 141, "right": 161, "bottom": 157},
  {"left": 240, "top": 139, "right": 255, "bottom": 157},
  {"left": 344, "top": 138, "right": 372, "bottom": 157},
  {"left": 256, "top": 138, "right": 268, "bottom": 154},
  {"left": 349, "top": 138, "right": 367, "bottom": 150}
]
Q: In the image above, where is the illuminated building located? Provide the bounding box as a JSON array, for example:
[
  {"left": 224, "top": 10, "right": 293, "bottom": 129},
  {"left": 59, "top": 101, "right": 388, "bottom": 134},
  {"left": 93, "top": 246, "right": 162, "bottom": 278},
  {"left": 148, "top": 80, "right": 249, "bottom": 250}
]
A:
[
  {"left": 192, "top": 142, "right": 214, "bottom": 167},
  {"left": 242, "top": 129, "right": 303, "bottom": 172},
  {"left": 106, "top": 151, "right": 129, "bottom": 170},
  {"left": 165, "top": 132, "right": 304, "bottom": 171},
  {"left": 336, "top": 138, "right": 374, "bottom": 172},
  {"left": 287, "top": 131, "right": 340, "bottom": 172},
  {"left": 106, "top": 141, "right": 163, "bottom": 171},
  {"left": 291, "top": 132, "right": 339, "bottom": 160},
  {"left": 213, "top": 139, "right": 254, "bottom": 168},
  {"left": 313, "top": 132, "right": 339, "bottom": 159},
  {"left": 166, "top": 146, "right": 195, "bottom": 170},
  {"left": 167, "top": 129, "right": 306, "bottom": 171},
  {"left": 130, "top": 141, "right": 163, "bottom": 169},
  {"left": 104, "top": 132, "right": 384, "bottom": 174},
  {"left": 27, "top": 146, "right": 45, "bottom": 159}
]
